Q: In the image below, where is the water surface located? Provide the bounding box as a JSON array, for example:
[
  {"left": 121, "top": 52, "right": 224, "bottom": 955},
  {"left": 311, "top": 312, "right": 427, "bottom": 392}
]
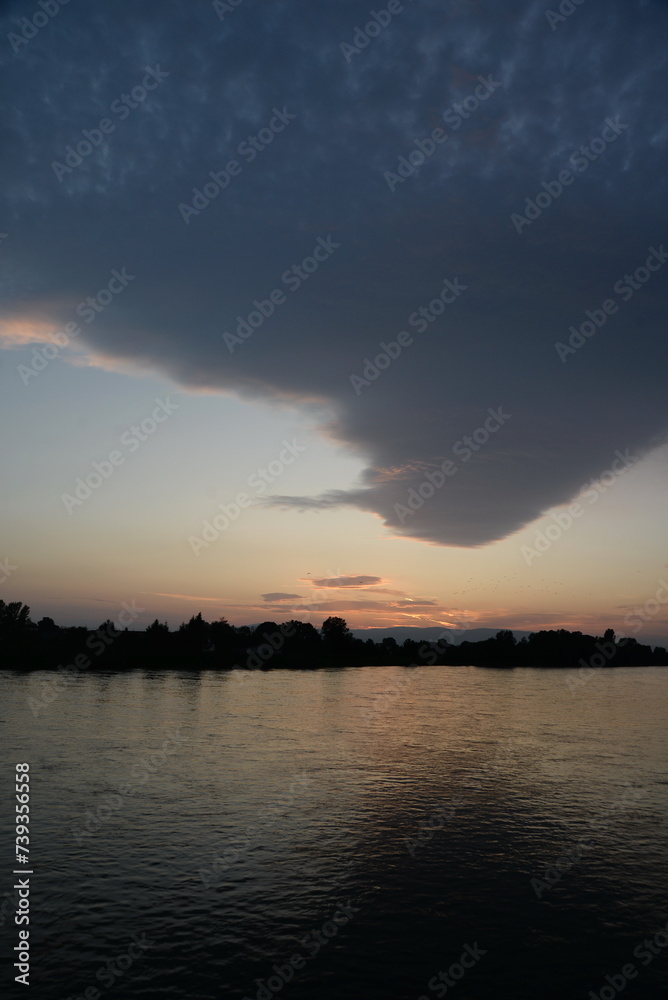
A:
[{"left": 1, "top": 665, "right": 667, "bottom": 999}]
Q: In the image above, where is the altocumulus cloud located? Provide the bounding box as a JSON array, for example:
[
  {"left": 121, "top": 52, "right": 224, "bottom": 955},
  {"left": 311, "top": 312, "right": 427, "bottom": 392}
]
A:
[
  {"left": 1, "top": 0, "right": 667, "bottom": 545},
  {"left": 261, "top": 593, "right": 303, "bottom": 602}
]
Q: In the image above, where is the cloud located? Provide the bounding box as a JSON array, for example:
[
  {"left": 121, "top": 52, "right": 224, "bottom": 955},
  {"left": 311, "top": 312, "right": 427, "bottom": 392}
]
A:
[
  {"left": 266, "top": 599, "right": 433, "bottom": 613},
  {"left": 2, "top": 0, "right": 667, "bottom": 545},
  {"left": 0, "top": 317, "right": 58, "bottom": 347},
  {"left": 391, "top": 599, "right": 438, "bottom": 608},
  {"left": 151, "top": 592, "right": 228, "bottom": 603},
  {"left": 308, "top": 575, "right": 383, "bottom": 588},
  {"left": 260, "top": 592, "right": 303, "bottom": 601}
]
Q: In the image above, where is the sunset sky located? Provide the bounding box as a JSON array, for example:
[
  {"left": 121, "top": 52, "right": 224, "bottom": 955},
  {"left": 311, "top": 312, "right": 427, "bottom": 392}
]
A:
[{"left": 1, "top": 0, "right": 667, "bottom": 643}]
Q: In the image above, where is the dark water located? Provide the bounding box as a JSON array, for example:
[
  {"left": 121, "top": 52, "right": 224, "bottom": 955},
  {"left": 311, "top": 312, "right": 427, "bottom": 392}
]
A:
[{"left": 1, "top": 665, "right": 667, "bottom": 999}]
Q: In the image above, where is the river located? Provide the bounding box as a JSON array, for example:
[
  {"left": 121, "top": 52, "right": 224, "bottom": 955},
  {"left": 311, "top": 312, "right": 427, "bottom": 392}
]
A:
[{"left": 1, "top": 664, "right": 667, "bottom": 998}]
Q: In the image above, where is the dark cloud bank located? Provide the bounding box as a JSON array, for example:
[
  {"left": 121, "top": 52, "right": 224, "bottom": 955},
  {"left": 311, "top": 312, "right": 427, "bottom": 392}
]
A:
[{"left": 2, "top": 0, "right": 667, "bottom": 545}]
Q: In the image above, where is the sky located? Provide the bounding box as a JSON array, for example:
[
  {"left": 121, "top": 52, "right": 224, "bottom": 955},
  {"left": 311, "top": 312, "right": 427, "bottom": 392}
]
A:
[{"left": 1, "top": 0, "right": 667, "bottom": 643}]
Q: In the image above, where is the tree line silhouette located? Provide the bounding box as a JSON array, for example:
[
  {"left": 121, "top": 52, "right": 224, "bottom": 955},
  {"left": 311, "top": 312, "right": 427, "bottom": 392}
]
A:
[{"left": 1, "top": 599, "right": 667, "bottom": 672}]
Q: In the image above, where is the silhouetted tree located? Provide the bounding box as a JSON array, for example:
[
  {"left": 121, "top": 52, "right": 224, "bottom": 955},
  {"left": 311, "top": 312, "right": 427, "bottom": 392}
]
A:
[
  {"left": 145, "top": 618, "right": 170, "bottom": 655},
  {"left": 2, "top": 597, "right": 667, "bottom": 673},
  {"left": 252, "top": 621, "right": 281, "bottom": 641},
  {"left": 381, "top": 636, "right": 400, "bottom": 662},
  {"left": 321, "top": 616, "right": 352, "bottom": 643},
  {"left": 492, "top": 630, "right": 517, "bottom": 666},
  {"left": 321, "top": 616, "right": 356, "bottom": 664},
  {"left": 37, "top": 616, "right": 58, "bottom": 633},
  {"left": 209, "top": 616, "right": 235, "bottom": 654},
  {"left": 282, "top": 620, "right": 322, "bottom": 667},
  {"left": 0, "top": 600, "right": 34, "bottom": 638},
  {"left": 97, "top": 618, "right": 120, "bottom": 635},
  {"left": 178, "top": 612, "right": 210, "bottom": 653},
  {"left": 0, "top": 601, "right": 35, "bottom": 659},
  {"left": 147, "top": 619, "right": 170, "bottom": 634}
]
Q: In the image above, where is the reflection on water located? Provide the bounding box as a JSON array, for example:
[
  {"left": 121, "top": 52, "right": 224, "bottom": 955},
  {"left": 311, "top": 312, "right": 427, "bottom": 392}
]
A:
[{"left": 1, "top": 665, "right": 667, "bottom": 999}]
